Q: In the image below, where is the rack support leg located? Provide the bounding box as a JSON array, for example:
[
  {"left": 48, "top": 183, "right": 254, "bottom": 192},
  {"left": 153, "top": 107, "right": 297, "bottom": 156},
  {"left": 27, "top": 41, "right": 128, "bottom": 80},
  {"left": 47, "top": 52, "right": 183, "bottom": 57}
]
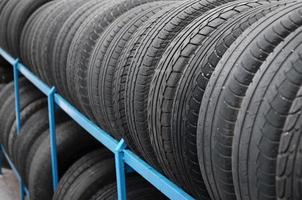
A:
[
  {"left": 115, "top": 139, "right": 127, "bottom": 200},
  {"left": 48, "top": 87, "right": 59, "bottom": 191},
  {"left": 13, "top": 59, "right": 21, "bottom": 134}
]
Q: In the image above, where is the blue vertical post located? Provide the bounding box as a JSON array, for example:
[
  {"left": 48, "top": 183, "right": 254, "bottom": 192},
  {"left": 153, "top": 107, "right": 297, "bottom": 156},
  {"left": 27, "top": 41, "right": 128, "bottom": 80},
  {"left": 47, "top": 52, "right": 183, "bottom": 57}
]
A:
[
  {"left": 115, "top": 139, "right": 127, "bottom": 200},
  {"left": 0, "top": 146, "right": 3, "bottom": 175},
  {"left": 48, "top": 87, "right": 59, "bottom": 191},
  {"left": 19, "top": 180, "right": 25, "bottom": 200},
  {"left": 13, "top": 59, "right": 21, "bottom": 134}
]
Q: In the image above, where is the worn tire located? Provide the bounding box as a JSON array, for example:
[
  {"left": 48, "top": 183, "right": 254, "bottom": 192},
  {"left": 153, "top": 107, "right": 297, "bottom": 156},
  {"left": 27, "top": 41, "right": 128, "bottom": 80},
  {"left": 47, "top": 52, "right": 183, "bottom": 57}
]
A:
[
  {"left": 53, "top": 149, "right": 114, "bottom": 200},
  {"left": 7, "top": 98, "right": 47, "bottom": 157},
  {"left": 91, "top": 176, "right": 168, "bottom": 200},
  {"left": 28, "top": 121, "right": 100, "bottom": 200},
  {"left": 232, "top": 25, "right": 302, "bottom": 200},
  {"left": 6, "top": 0, "right": 51, "bottom": 57},
  {"left": 276, "top": 87, "right": 302, "bottom": 200},
  {"left": 88, "top": 1, "right": 172, "bottom": 141},
  {"left": 147, "top": 1, "right": 275, "bottom": 197},
  {"left": 14, "top": 108, "right": 69, "bottom": 185},
  {"left": 51, "top": 0, "right": 113, "bottom": 102},
  {"left": 67, "top": 0, "right": 163, "bottom": 126},
  {"left": 117, "top": 0, "right": 233, "bottom": 170}
]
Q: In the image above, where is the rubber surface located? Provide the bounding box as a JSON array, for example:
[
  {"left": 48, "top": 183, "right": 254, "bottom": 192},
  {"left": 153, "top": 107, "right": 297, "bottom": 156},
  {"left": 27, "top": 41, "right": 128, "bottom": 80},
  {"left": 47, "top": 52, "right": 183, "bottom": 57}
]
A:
[
  {"left": 276, "top": 87, "right": 302, "bottom": 200},
  {"left": 67, "top": 0, "right": 163, "bottom": 127},
  {"left": 14, "top": 108, "right": 69, "bottom": 185},
  {"left": 116, "top": 0, "right": 234, "bottom": 172},
  {"left": 53, "top": 149, "right": 114, "bottom": 200},
  {"left": 147, "top": 1, "right": 276, "bottom": 197},
  {"left": 6, "top": 0, "right": 51, "bottom": 57},
  {"left": 232, "top": 25, "right": 302, "bottom": 200},
  {"left": 87, "top": 1, "right": 172, "bottom": 141},
  {"left": 28, "top": 121, "right": 100, "bottom": 200},
  {"left": 91, "top": 175, "right": 168, "bottom": 200}
]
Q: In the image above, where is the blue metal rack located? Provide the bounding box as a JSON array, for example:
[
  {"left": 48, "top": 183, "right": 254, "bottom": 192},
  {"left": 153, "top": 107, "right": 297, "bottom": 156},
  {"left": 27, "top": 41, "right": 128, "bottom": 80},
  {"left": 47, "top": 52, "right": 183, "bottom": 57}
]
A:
[{"left": 0, "top": 48, "right": 195, "bottom": 200}]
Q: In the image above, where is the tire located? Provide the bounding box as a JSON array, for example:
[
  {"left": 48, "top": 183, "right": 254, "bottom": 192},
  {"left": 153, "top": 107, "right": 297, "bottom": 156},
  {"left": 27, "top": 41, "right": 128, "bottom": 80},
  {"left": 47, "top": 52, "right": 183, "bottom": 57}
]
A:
[
  {"left": 0, "top": 78, "right": 27, "bottom": 111},
  {"left": 87, "top": 1, "right": 173, "bottom": 141},
  {"left": 198, "top": 3, "right": 302, "bottom": 200},
  {"left": 147, "top": 0, "right": 274, "bottom": 197},
  {"left": 0, "top": 80, "right": 34, "bottom": 147},
  {"left": 232, "top": 25, "right": 302, "bottom": 200},
  {"left": 14, "top": 108, "right": 69, "bottom": 185},
  {"left": 51, "top": 0, "right": 113, "bottom": 102},
  {"left": 6, "top": 0, "right": 51, "bottom": 57},
  {"left": 0, "top": 0, "right": 18, "bottom": 51},
  {"left": 186, "top": 1, "right": 298, "bottom": 200},
  {"left": 53, "top": 149, "right": 114, "bottom": 200},
  {"left": 276, "top": 87, "right": 302, "bottom": 200},
  {"left": 67, "top": 0, "right": 163, "bottom": 126},
  {"left": 28, "top": 121, "right": 101, "bottom": 200},
  {"left": 34, "top": 0, "right": 88, "bottom": 85},
  {"left": 7, "top": 98, "right": 47, "bottom": 157},
  {"left": 1, "top": 84, "right": 44, "bottom": 151},
  {"left": 20, "top": 1, "right": 55, "bottom": 74},
  {"left": 90, "top": 176, "right": 168, "bottom": 200},
  {"left": 112, "top": 0, "right": 233, "bottom": 169}
]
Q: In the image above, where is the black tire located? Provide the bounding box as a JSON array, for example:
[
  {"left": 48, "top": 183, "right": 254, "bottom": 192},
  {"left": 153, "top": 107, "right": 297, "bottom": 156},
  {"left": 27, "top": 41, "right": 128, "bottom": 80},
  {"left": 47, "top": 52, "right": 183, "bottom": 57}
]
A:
[
  {"left": 90, "top": 176, "right": 168, "bottom": 200},
  {"left": 232, "top": 25, "right": 302, "bottom": 200},
  {"left": 0, "top": 0, "right": 18, "bottom": 51},
  {"left": 1, "top": 85, "right": 43, "bottom": 151},
  {"left": 67, "top": 0, "right": 163, "bottom": 126},
  {"left": 53, "top": 149, "right": 115, "bottom": 200},
  {"left": 0, "top": 78, "right": 27, "bottom": 111},
  {"left": 147, "top": 1, "right": 274, "bottom": 197},
  {"left": 276, "top": 87, "right": 302, "bottom": 200},
  {"left": 34, "top": 0, "right": 88, "bottom": 85},
  {"left": 0, "top": 80, "right": 37, "bottom": 148},
  {"left": 14, "top": 108, "right": 69, "bottom": 185},
  {"left": 6, "top": 0, "right": 51, "bottom": 57},
  {"left": 51, "top": 0, "right": 113, "bottom": 102},
  {"left": 20, "top": 1, "right": 55, "bottom": 74},
  {"left": 112, "top": 0, "right": 233, "bottom": 169},
  {"left": 28, "top": 121, "right": 101, "bottom": 200},
  {"left": 88, "top": 1, "right": 172, "bottom": 141},
  {"left": 7, "top": 98, "right": 47, "bottom": 157},
  {"left": 197, "top": 3, "right": 302, "bottom": 200}
]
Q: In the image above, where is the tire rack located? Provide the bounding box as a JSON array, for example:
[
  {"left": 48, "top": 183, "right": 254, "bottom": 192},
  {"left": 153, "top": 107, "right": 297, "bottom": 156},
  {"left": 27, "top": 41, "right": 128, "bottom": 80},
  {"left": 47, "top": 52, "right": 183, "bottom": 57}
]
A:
[{"left": 0, "top": 47, "right": 195, "bottom": 200}]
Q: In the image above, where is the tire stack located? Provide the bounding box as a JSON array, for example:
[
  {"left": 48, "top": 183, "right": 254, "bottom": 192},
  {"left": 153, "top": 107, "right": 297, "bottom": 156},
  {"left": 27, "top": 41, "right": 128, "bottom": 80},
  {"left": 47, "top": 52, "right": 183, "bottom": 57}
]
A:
[{"left": 0, "top": 0, "right": 302, "bottom": 200}]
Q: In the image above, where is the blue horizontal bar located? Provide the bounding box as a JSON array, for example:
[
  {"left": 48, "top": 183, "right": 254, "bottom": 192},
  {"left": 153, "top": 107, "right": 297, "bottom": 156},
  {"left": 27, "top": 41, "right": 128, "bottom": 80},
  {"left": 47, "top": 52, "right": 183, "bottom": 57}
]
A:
[
  {"left": 0, "top": 145, "right": 30, "bottom": 197},
  {"left": 123, "top": 150, "right": 195, "bottom": 200}
]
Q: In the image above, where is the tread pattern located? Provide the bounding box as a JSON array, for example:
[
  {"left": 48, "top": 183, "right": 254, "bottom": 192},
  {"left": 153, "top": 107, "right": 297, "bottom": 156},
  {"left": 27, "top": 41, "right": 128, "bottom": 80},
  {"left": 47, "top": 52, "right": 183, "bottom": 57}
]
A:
[
  {"left": 53, "top": 149, "right": 114, "bottom": 200},
  {"left": 88, "top": 1, "right": 172, "bottom": 140},
  {"left": 13, "top": 107, "right": 68, "bottom": 184},
  {"left": 28, "top": 121, "right": 100, "bottom": 200},
  {"left": 67, "top": 0, "right": 162, "bottom": 127},
  {"left": 118, "top": 0, "right": 234, "bottom": 171},
  {"left": 91, "top": 175, "right": 168, "bottom": 200},
  {"left": 194, "top": 2, "right": 300, "bottom": 200},
  {"left": 232, "top": 25, "right": 302, "bottom": 200},
  {"left": 147, "top": 1, "right": 273, "bottom": 197},
  {"left": 6, "top": 0, "right": 51, "bottom": 57},
  {"left": 276, "top": 87, "right": 302, "bottom": 200},
  {"left": 51, "top": 0, "right": 113, "bottom": 102}
]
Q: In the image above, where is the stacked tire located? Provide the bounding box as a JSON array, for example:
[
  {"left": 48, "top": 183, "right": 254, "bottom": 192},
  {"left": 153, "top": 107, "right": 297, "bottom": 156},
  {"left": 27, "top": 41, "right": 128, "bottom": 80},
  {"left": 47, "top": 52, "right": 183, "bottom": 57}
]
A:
[{"left": 0, "top": 0, "right": 302, "bottom": 199}]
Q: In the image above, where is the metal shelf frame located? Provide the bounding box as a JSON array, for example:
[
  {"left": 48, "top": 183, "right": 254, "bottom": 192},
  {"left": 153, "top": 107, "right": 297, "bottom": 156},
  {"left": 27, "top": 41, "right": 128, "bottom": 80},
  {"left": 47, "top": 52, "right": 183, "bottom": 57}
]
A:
[{"left": 0, "top": 48, "right": 195, "bottom": 200}]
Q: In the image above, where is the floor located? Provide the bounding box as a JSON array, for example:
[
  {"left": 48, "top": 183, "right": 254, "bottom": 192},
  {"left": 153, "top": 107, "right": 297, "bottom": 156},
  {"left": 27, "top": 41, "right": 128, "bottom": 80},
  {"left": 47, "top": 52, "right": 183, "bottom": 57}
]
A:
[{"left": 0, "top": 168, "right": 20, "bottom": 200}]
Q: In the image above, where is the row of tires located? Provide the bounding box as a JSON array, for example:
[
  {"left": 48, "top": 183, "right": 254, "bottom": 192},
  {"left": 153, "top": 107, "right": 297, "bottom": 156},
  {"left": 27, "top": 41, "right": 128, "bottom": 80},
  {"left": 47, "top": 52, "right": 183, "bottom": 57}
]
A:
[
  {"left": 0, "top": 0, "right": 302, "bottom": 199},
  {"left": 0, "top": 79, "right": 167, "bottom": 200}
]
